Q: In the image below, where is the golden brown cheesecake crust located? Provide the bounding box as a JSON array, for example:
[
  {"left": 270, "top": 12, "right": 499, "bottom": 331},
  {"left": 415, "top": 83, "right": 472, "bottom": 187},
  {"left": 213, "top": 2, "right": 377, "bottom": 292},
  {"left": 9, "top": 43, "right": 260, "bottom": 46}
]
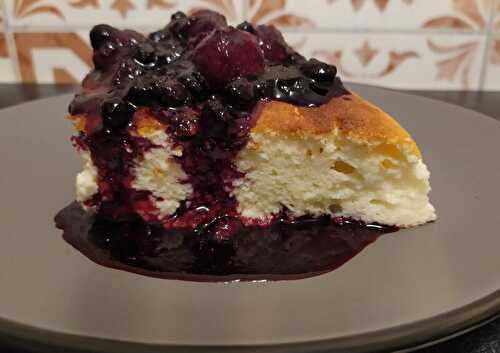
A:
[{"left": 252, "top": 93, "right": 421, "bottom": 157}]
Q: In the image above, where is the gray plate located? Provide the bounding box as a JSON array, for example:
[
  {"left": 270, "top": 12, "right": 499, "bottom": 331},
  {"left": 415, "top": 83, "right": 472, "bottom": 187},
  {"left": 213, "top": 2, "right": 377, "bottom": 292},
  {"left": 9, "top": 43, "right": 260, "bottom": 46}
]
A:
[{"left": 1, "top": 84, "right": 500, "bottom": 353}]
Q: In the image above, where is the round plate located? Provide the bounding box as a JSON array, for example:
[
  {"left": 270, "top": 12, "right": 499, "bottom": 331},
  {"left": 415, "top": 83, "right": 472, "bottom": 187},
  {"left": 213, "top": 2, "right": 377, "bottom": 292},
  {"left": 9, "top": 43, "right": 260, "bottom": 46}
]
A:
[{"left": 2, "top": 84, "right": 500, "bottom": 353}]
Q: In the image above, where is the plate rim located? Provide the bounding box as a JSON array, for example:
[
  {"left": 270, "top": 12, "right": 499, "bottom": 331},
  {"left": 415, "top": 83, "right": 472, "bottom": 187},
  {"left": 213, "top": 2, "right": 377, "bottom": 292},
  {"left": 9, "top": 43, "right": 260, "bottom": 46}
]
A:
[{"left": 2, "top": 288, "right": 500, "bottom": 353}]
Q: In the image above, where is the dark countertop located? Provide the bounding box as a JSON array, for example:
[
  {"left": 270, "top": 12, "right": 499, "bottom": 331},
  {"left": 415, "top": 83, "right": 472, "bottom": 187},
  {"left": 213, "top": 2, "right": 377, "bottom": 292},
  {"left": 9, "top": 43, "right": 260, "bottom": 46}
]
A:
[{"left": 1, "top": 84, "right": 500, "bottom": 353}]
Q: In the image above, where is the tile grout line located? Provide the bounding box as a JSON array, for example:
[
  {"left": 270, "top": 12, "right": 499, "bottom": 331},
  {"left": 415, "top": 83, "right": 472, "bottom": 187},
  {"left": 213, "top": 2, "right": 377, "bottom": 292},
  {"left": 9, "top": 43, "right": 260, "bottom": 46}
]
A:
[
  {"left": 2, "top": 1, "right": 21, "bottom": 81},
  {"left": 478, "top": 0, "right": 497, "bottom": 90}
]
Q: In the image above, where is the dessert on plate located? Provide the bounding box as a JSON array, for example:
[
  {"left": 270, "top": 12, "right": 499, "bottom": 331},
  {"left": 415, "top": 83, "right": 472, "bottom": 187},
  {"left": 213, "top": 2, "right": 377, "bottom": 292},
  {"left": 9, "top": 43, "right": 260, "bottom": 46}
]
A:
[{"left": 63, "top": 10, "right": 435, "bottom": 277}]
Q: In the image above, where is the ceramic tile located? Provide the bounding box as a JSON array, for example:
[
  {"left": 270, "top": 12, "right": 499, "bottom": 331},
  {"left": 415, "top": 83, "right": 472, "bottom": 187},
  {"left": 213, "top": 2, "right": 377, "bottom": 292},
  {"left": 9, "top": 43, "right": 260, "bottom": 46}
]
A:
[
  {"left": 246, "top": 0, "right": 493, "bottom": 32},
  {"left": 0, "top": 1, "right": 17, "bottom": 82},
  {"left": 14, "top": 31, "right": 92, "bottom": 83},
  {"left": 0, "top": 7, "right": 7, "bottom": 59},
  {"left": 484, "top": 36, "right": 500, "bottom": 89},
  {"left": 4, "top": 0, "right": 245, "bottom": 30},
  {"left": 493, "top": 0, "right": 500, "bottom": 31},
  {"left": 1, "top": 0, "right": 494, "bottom": 87},
  {"left": 283, "top": 32, "right": 486, "bottom": 90}
]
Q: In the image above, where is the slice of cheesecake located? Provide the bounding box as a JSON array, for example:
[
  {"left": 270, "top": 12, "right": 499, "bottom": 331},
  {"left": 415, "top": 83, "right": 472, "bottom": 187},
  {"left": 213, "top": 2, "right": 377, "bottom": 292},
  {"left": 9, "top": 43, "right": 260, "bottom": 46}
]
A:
[
  {"left": 73, "top": 92, "right": 435, "bottom": 228},
  {"left": 69, "top": 9, "right": 435, "bottom": 234}
]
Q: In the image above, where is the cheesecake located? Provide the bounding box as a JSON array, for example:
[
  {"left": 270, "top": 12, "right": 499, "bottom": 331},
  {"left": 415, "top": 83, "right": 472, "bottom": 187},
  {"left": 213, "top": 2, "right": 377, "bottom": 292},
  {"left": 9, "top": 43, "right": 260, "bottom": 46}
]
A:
[{"left": 68, "top": 10, "right": 436, "bottom": 240}]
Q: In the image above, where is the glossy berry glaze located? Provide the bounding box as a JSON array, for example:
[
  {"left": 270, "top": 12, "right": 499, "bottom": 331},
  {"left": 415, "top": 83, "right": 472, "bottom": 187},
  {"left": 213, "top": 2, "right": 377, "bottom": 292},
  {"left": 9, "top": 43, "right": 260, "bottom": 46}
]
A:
[{"left": 55, "top": 202, "right": 396, "bottom": 281}]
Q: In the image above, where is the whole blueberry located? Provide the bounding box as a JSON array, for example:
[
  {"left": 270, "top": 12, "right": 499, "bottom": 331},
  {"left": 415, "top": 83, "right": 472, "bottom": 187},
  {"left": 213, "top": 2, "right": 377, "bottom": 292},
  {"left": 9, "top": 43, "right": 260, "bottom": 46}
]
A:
[
  {"left": 125, "top": 79, "right": 154, "bottom": 106},
  {"left": 178, "top": 71, "right": 208, "bottom": 101},
  {"left": 201, "top": 98, "right": 232, "bottom": 137},
  {"left": 154, "top": 78, "right": 189, "bottom": 107},
  {"left": 236, "top": 21, "right": 256, "bottom": 34},
  {"left": 171, "top": 11, "right": 187, "bottom": 21},
  {"left": 101, "top": 98, "right": 136, "bottom": 130},
  {"left": 90, "top": 24, "right": 114, "bottom": 49},
  {"left": 134, "top": 42, "right": 157, "bottom": 67},
  {"left": 277, "top": 77, "right": 309, "bottom": 97},
  {"left": 300, "top": 59, "right": 336, "bottom": 83},
  {"left": 193, "top": 27, "right": 265, "bottom": 88},
  {"left": 90, "top": 24, "right": 142, "bottom": 50},
  {"left": 224, "top": 78, "right": 255, "bottom": 109}
]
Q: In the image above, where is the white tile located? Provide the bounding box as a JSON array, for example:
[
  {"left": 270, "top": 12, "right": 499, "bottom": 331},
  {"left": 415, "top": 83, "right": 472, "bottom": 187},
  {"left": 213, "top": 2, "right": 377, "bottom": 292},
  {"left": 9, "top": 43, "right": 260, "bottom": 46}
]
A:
[
  {"left": 284, "top": 32, "right": 486, "bottom": 90},
  {"left": 0, "top": 56, "right": 16, "bottom": 82},
  {"left": 14, "top": 30, "right": 91, "bottom": 83},
  {"left": 494, "top": 0, "right": 500, "bottom": 32},
  {"left": 4, "top": 0, "right": 245, "bottom": 30},
  {"left": 247, "top": 0, "right": 493, "bottom": 31},
  {"left": 0, "top": 1, "right": 16, "bottom": 82}
]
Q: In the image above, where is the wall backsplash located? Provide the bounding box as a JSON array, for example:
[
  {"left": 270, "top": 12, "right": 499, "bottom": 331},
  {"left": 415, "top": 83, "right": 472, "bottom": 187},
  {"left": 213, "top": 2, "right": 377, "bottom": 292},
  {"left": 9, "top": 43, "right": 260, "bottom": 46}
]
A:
[{"left": 0, "top": 0, "right": 499, "bottom": 90}]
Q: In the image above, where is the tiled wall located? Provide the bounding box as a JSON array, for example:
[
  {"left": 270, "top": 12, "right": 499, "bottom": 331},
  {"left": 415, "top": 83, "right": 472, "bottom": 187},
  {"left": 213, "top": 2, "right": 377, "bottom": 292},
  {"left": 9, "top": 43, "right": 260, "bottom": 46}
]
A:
[{"left": 0, "top": 0, "right": 499, "bottom": 90}]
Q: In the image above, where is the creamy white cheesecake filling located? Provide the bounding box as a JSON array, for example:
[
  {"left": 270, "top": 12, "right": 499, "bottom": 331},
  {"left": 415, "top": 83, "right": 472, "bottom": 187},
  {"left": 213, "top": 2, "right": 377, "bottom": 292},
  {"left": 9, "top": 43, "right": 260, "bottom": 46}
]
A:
[
  {"left": 75, "top": 129, "right": 192, "bottom": 218},
  {"left": 76, "top": 129, "right": 435, "bottom": 227},
  {"left": 232, "top": 132, "right": 436, "bottom": 227},
  {"left": 76, "top": 150, "right": 98, "bottom": 208},
  {"left": 130, "top": 129, "right": 192, "bottom": 218}
]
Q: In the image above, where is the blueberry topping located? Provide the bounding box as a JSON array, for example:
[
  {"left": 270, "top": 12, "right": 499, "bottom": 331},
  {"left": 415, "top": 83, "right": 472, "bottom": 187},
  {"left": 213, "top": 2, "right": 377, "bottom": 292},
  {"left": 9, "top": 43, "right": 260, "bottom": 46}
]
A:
[
  {"left": 178, "top": 71, "right": 208, "bottom": 101},
  {"left": 309, "top": 82, "right": 329, "bottom": 96},
  {"left": 301, "top": 59, "right": 337, "bottom": 83},
  {"left": 70, "top": 9, "right": 348, "bottom": 229},
  {"left": 149, "top": 29, "right": 169, "bottom": 43},
  {"left": 154, "top": 77, "right": 189, "bottom": 107},
  {"left": 224, "top": 78, "right": 255, "bottom": 109},
  {"left": 155, "top": 42, "right": 183, "bottom": 65},
  {"left": 92, "top": 41, "right": 119, "bottom": 69},
  {"left": 184, "top": 10, "right": 227, "bottom": 39},
  {"left": 134, "top": 42, "right": 157, "bottom": 66},
  {"left": 255, "top": 25, "right": 290, "bottom": 62},
  {"left": 90, "top": 24, "right": 114, "bottom": 49},
  {"left": 125, "top": 79, "right": 153, "bottom": 106},
  {"left": 113, "top": 59, "right": 144, "bottom": 86},
  {"left": 167, "top": 109, "right": 200, "bottom": 138},
  {"left": 201, "top": 98, "right": 232, "bottom": 137},
  {"left": 236, "top": 21, "right": 255, "bottom": 34},
  {"left": 193, "top": 27, "right": 265, "bottom": 88},
  {"left": 101, "top": 98, "right": 136, "bottom": 130},
  {"left": 253, "top": 79, "right": 276, "bottom": 99},
  {"left": 277, "top": 77, "right": 309, "bottom": 99},
  {"left": 171, "top": 11, "right": 187, "bottom": 21}
]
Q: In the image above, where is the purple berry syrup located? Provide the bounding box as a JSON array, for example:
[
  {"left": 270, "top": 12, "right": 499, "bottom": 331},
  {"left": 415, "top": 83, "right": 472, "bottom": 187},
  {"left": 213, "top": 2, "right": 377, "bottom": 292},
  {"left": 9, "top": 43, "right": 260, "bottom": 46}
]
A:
[{"left": 55, "top": 202, "right": 396, "bottom": 281}]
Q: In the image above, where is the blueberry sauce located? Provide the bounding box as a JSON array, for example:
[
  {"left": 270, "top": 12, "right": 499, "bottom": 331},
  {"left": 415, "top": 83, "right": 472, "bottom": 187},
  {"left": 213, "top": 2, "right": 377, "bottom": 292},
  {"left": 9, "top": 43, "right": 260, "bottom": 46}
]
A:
[
  {"left": 69, "top": 10, "right": 348, "bottom": 231},
  {"left": 55, "top": 202, "right": 396, "bottom": 282}
]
